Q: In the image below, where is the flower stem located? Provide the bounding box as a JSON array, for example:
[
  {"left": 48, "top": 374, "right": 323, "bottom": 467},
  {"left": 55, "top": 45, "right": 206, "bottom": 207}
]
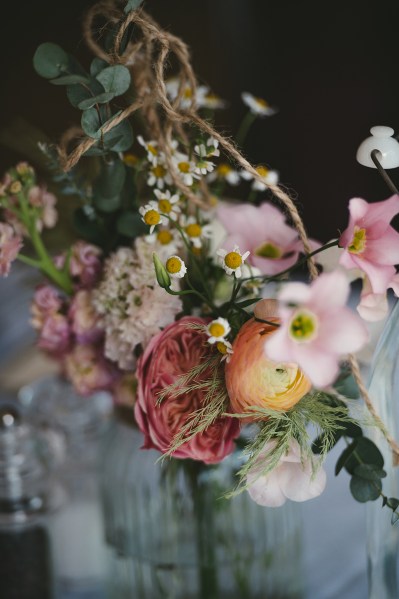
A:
[{"left": 236, "top": 111, "right": 257, "bottom": 148}]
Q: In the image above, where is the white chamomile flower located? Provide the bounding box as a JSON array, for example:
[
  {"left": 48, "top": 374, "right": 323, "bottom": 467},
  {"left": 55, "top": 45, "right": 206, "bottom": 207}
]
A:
[
  {"left": 197, "top": 86, "right": 227, "bottom": 110},
  {"left": 217, "top": 245, "right": 250, "bottom": 278},
  {"left": 206, "top": 317, "right": 231, "bottom": 344},
  {"left": 137, "top": 136, "right": 160, "bottom": 165},
  {"left": 145, "top": 228, "right": 181, "bottom": 255},
  {"left": 241, "top": 165, "right": 279, "bottom": 191},
  {"left": 241, "top": 92, "right": 277, "bottom": 117},
  {"left": 147, "top": 163, "right": 172, "bottom": 189},
  {"left": 215, "top": 339, "right": 234, "bottom": 362},
  {"left": 139, "top": 202, "right": 166, "bottom": 234},
  {"left": 181, "top": 216, "right": 213, "bottom": 249},
  {"left": 207, "top": 163, "right": 240, "bottom": 186},
  {"left": 154, "top": 189, "right": 181, "bottom": 221},
  {"left": 165, "top": 255, "right": 187, "bottom": 278},
  {"left": 173, "top": 154, "right": 199, "bottom": 187},
  {"left": 165, "top": 77, "right": 196, "bottom": 110},
  {"left": 240, "top": 264, "right": 263, "bottom": 296}
]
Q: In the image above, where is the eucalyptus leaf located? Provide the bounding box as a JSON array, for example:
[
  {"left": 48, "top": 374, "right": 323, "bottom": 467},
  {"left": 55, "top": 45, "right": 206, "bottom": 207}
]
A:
[
  {"left": 334, "top": 373, "right": 360, "bottom": 399},
  {"left": 335, "top": 442, "right": 356, "bottom": 476},
  {"left": 96, "top": 65, "right": 131, "bottom": 96},
  {"left": 90, "top": 58, "right": 109, "bottom": 77},
  {"left": 83, "top": 146, "right": 108, "bottom": 157},
  {"left": 93, "top": 194, "right": 122, "bottom": 213},
  {"left": 354, "top": 464, "right": 386, "bottom": 482},
  {"left": 50, "top": 74, "right": 91, "bottom": 86},
  {"left": 73, "top": 207, "right": 105, "bottom": 245},
  {"left": 33, "top": 43, "right": 69, "bottom": 79},
  {"left": 116, "top": 211, "right": 147, "bottom": 237},
  {"left": 344, "top": 437, "right": 384, "bottom": 475},
  {"left": 93, "top": 159, "right": 126, "bottom": 199},
  {"left": 386, "top": 497, "right": 399, "bottom": 511},
  {"left": 66, "top": 79, "right": 104, "bottom": 108},
  {"left": 350, "top": 475, "right": 381, "bottom": 502},
  {"left": 78, "top": 92, "right": 115, "bottom": 110},
  {"left": 391, "top": 512, "right": 399, "bottom": 525},
  {"left": 103, "top": 120, "right": 134, "bottom": 152},
  {"left": 125, "top": 0, "right": 144, "bottom": 12},
  {"left": 81, "top": 108, "right": 102, "bottom": 139}
]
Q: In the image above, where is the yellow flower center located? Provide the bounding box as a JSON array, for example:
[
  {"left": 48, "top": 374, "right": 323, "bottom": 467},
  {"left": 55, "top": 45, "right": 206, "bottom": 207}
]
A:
[
  {"left": 152, "top": 165, "right": 166, "bottom": 178},
  {"left": 10, "top": 181, "right": 22, "bottom": 194},
  {"left": 256, "top": 166, "right": 269, "bottom": 178},
  {"left": 209, "top": 323, "right": 226, "bottom": 338},
  {"left": 348, "top": 227, "right": 367, "bottom": 254},
  {"left": 225, "top": 251, "right": 243, "bottom": 269},
  {"left": 206, "top": 93, "right": 219, "bottom": 101},
  {"left": 178, "top": 161, "right": 191, "bottom": 174},
  {"left": 289, "top": 311, "right": 317, "bottom": 342},
  {"left": 185, "top": 223, "right": 202, "bottom": 237},
  {"left": 123, "top": 153, "right": 139, "bottom": 167},
  {"left": 157, "top": 230, "right": 173, "bottom": 245},
  {"left": 148, "top": 144, "right": 158, "bottom": 156},
  {"left": 255, "top": 241, "right": 282, "bottom": 259},
  {"left": 144, "top": 209, "right": 161, "bottom": 226},
  {"left": 217, "top": 163, "right": 232, "bottom": 177},
  {"left": 216, "top": 341, "right": 228, "bottom": 354},
  {"left": 166, "top": 257, "right": 182, "bottom": 274},
  {"left": 256, "top": 97, "right": 268, "bottom": 108},
  {"left": 183, "top": 87, "right": 193, "bottom": 99},
  {"left": 158, "top": 199, "right": 172, "bottom": 213}
]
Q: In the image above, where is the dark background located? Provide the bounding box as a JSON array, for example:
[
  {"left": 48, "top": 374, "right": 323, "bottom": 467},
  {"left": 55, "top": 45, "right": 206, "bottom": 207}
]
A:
[{"left": 1, "top": 0, "right": 399, "bottom": 241}]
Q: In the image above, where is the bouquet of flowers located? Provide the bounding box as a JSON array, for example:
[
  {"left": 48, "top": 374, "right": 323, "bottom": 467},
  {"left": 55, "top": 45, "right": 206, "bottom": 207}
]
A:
[{"left": 2, "top": 0, "right": 399, "bottom": 520}]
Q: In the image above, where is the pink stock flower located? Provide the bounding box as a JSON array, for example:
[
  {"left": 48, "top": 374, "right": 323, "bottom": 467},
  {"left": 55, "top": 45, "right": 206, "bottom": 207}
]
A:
[
  {"left": 264, "top": 271, "right": 368, "bottom": 388},
  {"left": 69, "top": 290, "right": 103, "bottom": 344},
  {"left": 0, "top": 223, "right": 22, "bottom": 276},
  {"left": 28, "top": 186, "right": 58, "bottom": 230},
  {"left": 56, "top": 241, "right": 102, "bottom": 288},
  {"left": 31, "top": 284, "right": 63, "bottom": 328},
  {"left": 63, "top": 344, "right": 117, "bottom": 397},
  {"left": 339, "top": 195, "right": 399, "bottom": 294},
  {"left": 217, "top": 202, "right": 319, "bottom": 276},
  {"left": 37, "top": 313, "right": 71, "bottom": 356},
  {"left": 135, "top": 316, "right": 240, "bottom": 464},
  {"left": 246, "top": 439, "right": 326, "bottom": 507}
]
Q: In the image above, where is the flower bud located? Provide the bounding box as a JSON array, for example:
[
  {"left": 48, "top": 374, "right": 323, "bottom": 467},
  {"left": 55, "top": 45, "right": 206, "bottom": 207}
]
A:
[{"left": 153, "top": 252, "right": 171, "bottom": 289}]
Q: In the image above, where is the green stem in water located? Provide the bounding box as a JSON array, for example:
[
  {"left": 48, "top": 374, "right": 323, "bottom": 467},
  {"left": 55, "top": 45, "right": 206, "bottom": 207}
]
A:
[{"left": 236, "top": 111, "right": 257, "bottom": 148}]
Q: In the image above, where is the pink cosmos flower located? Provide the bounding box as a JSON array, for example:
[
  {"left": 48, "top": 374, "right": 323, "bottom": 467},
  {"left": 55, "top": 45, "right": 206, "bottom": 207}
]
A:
[
  {"left": 247, "top": 439, "right": 326, "bottom": 507},
  {"left": 135, "top": 316, "right": 240, "bottom": 464},
  {"left": 339, "top": 195, "right": 399, "bottom": 294},
  {"left": 264, "top": 271, "right": 368, "bottom": 388},
  {"left": 69, "top": 290, "right": 103, "bottom": 344},
  {"left": 217, "top": 202, "right": 320, "bottom": 276},
  {"left": 37, "top": 313, "right": 71, "bottom": 356},
  {"left": 63, "top": 344, "right": 117, "bottom": 397},
  {"left": 0, "top": 223, "right": 22, "bottom": 276},
  {"left": 31, "top": 284, "right": 63, "bottom": 328}
]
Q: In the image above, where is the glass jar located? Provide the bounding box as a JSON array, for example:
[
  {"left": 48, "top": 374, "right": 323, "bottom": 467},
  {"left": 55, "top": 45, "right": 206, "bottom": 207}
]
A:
[
  {"left": 101, "top": 407, "right": 304, "bottom": 599},
  {"left": 367, "top": 300, "right": 399, "bottom": 598}
]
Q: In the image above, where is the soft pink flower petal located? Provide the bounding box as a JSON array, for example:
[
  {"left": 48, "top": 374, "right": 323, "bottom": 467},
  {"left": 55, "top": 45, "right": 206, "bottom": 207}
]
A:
[
  {"left": 278, "top": 281, "right": 313, "bottom": 305},
  {"left": 317, "top": 307, "right": 369, "bottom": 353},
  {"left": 357, "top": 291, "right": 389, "bottom": 322},
  {"left": 278, "top": 461, "right": 327, "bottom": 502},
  {"left": 247, "top": 472, "right": 287, "bottom": 507},
  {"left": 287, "top": 344, "right": 340, "bottom": 388},
  {"left": 348, "top": 257, "right": 395, "bottom": 294},
  {"left": 308, "top": 271, "right": 350, "bottom": 312},
  {"left": 364, "top": 229, "right": 399, "bottom": 264},
  {"left": 360, "top": 194, "right": 399, "bottom": 227}
]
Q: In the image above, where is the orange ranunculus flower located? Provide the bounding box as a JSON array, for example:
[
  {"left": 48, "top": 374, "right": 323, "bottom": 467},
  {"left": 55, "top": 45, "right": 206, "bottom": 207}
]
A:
[{"left": 225, "top": 318, "right": 312, "bottom": 415}]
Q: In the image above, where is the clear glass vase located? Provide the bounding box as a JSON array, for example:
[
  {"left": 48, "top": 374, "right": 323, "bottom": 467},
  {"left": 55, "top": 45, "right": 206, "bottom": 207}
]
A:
[
  {"left": 367, "top": 300, "right": 399, "bottom": 598},
  {"left": 100, "top": 407, "right": 304, "bottom": 599}
]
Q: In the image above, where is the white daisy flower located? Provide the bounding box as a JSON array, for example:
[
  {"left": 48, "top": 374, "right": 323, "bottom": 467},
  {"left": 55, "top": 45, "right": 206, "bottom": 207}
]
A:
[
  {"left": 181, "top": 216, "right": 213, "bottom": 249},
  {"left": 173, "top": 154, "right": 199, "bottom": 187},
  {"left": 137, "top": 136, "right": 160, "bottom": 164},
  {"left": 217, "top": 245, "right": 250, "bottom": 278},
  {"left": 165, "top": 255, "right": 187, "bottom": 278},
  {"left": 241, "top": 92, "right": 277, "bottom": 117},
  {"left": 206, "top": 317, "right": 231, "bottom": 344},
  {"left": 215, "top": 339, "right": 234, "bottom": 362},
  {"left": 241, "top": 165, "right": 279, "bottom": 191},
  {"left": 165, "top": 77, "right": 196, "bottom": 110},
  {"left": 153, "top": 189, "right": 181, "bottom": 221},
  {"left": 207, "top": 163, "right": 240, "bottom": 186},
  {"left": 145, "top": 228, "right": 181, "bottom": 255},
  {"left": 139, "top": 202, "right": 167, "bottom": 234},
  {"left": 197, "top": 86, "right": 227, "bottom": 110},
  {"left": 147, "top": 163, "right": 172, "bottom": 189},
  {"left": 194, "top": 137, "right": 220, "bottom": 159}
]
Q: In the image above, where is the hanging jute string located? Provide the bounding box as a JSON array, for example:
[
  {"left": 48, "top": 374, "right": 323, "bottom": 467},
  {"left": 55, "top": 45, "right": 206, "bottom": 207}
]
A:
[{"left": 58, "top": 0, "right": 399, "bottom": 465}]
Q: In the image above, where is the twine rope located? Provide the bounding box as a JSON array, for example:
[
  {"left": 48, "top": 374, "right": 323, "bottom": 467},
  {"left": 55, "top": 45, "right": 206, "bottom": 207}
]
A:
[{"left": 58, "top": 1, "right": 399, "bottom": 462}]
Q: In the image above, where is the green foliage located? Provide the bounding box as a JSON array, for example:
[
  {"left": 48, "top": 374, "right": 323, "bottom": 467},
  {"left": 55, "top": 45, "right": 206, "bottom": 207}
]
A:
[
  {"left": 125, "top": 0, "right": 144, "bottom": 13},
  {"left": 350, "top": 474, "right": 382, "bottom": 502},
  {"left": 153, "top": 253, "right": 171, "bottom": 290},
  {"left": 103, "top": 119, "right": 134, "bottom": 152},
  {"left": 50, "top": 74, "right": 90, "bottom": 86},
  {"left": 78, "top": 93, "right": 115, "bottom": 110},
  {"left": 90, "top": 58, "right": 109, "bottom": 77},
  {"left": 334, "top": 368, "right": 360, "bottom": 399},
  {"left": 96, "top": 65, "right": 131, "bottom": 96},
  {"left": 66, "top": 80, "right": 104, "bottom": 108},
  {"left": 116, "top": 211, "right": 147, "bottom": 237},
  {"left": 33, "top": 43, "right": 69, "bottom": 79},
  {"left": 73, "top": 207, "right": 106, "bottom": 246}
]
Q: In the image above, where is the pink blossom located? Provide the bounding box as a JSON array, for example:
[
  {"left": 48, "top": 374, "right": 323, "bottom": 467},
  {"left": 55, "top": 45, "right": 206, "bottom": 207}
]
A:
[
  {"left": 135, "top": 316, "right": 240, "bottom": 464},
  {"left": 264, "top": 271, "right": 368, "bottom": 388},
  {"left": 37, "top": 313, "right": 71, "bottom": 356},
  {"left": 28, "top": 186, "right": 58, "bottom": 230},
  {"left": 339, "top": 195, "right": 399, "bottom": 294},
  {"left": 63, "top": 344, "right": 117, "bottom": 397},
  {"left": 0, "top": 223, "right": 22, "bottom": 276},
  {"left": 31, "top": 284, "right": 63, "bottom": 328},
  {"left": 247, "top": 439, "right": 326, "bottom": 507},
  {"left": 217, "top": 202, "right": 320, "bottom": 276},
  {"left": 69, "top": 290, "right": 103, "bottom": 344},
  {"left": 56, "top": 242, "right": 102, "bottom": 288}
]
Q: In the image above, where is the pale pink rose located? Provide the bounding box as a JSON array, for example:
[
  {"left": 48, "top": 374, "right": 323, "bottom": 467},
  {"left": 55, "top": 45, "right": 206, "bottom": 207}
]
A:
[
  {"left": 63, "top": 344, "right": 117, "bottom": 396},
  {"left": 69, "top": 290, "right": 103, "bottom": 343},
  {"left": 339, "top": 195, "right": 399, "bottom": 294},
  {"left": 246, "top": 439, "right": 326, "bottom": 507},
  {"left": 37, "top": 313, "right": 71, "bottom": 355},
  {"left": 217, "top": 202, "right": 320, "bottom": 276},
  {"left": 135, "top": 316, "right": 240, "bottom": 464},
  {"left": 31, "top": 284, "right": 63, "bottom": 328},
  {"left": 0, "top": 223, "right": 23, "bottom": 276},
  {"left": 265, "top": 271, "right": 369, "bottom": 388}
]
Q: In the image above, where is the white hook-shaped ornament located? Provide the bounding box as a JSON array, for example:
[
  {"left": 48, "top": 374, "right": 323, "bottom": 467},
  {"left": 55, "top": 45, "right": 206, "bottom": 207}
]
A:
[{"left": 356, "top": 126, "right": 399, "bottom": 169}]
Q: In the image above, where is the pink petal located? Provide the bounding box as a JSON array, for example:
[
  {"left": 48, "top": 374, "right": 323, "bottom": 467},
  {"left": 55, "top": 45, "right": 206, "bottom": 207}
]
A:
[
  {"left": 360, "top": 194, "right": 399, "bottom": 228},
  {"left": 309, "top": 271, "right": 350, "bottom": 312},
  {"left": 251, "top": 252, "right": 299, "bottom": 276},
  {"left": 246, "top": 471, "right": 287, "bottom": 507},
  {"left": 278, "top": 282, "right": 313, "bottom": 305},
  {"left": 347, "top": 197, "right": 369, "bottom": 222},
  {"left": 264, "top": 326, "right": 297, "bottom": 363},
  {"left": 278, "top": 461, "right": 327, "bottom": 502},
  {"left": 349, "top": 257, "right": 395, "bottom": 294},
  {"left": 357, "top": 292, "right": 389, "bottom": 322},
  {"left": 317, "top": 307, "right": 368, "bottom": 353},
  {"left": 290, "top": 344, "right": 340, "bottom": 388},
  {"left": 364, "top": 228, "right": 399, "bottom": 264}
]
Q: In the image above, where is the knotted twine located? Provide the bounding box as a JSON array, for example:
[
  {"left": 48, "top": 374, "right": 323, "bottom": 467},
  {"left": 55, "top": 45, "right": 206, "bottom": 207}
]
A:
[{"left": 58, "top": 0, "right": 399, "bottom": 465}]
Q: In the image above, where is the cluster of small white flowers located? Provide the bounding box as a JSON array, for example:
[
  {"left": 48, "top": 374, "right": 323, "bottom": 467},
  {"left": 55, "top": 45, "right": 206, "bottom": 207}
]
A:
[{"left": 93, "top": 239, "right": 182, "bottom": 370}]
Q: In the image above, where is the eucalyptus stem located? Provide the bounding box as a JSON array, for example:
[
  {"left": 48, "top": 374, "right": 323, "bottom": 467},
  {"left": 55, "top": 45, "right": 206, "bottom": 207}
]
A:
[{"left": 236, "top": 111, "right": 257, "bottom": 148}]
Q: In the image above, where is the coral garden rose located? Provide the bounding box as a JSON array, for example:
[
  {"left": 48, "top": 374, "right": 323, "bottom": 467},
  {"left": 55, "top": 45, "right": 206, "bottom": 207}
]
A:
[
  {"left": 225, "top": 317, "right": 311, "bottom": 415},
  {"left": 135, "top": 316, "right": 240, "bottom": 464}
]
